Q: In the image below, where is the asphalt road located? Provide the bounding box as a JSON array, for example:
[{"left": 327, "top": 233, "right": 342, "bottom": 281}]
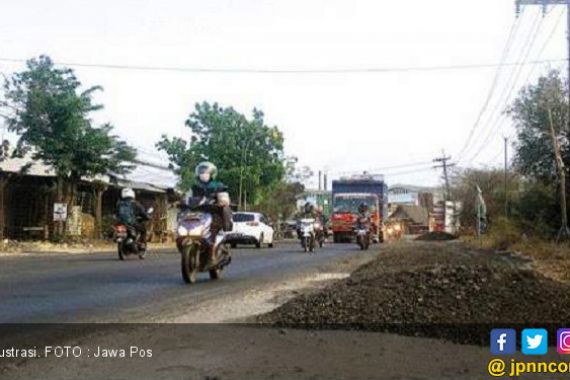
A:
[{"left": 0, "top": 241, "right": 375, "bottom": 323}]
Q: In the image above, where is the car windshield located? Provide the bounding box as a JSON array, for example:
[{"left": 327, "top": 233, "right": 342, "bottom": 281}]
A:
[
  {"left": 233, "top": 213, "right": 255, "bottom": 222},
  {"left": 333, "top": 197, "right": 376, "bottom": 213}
]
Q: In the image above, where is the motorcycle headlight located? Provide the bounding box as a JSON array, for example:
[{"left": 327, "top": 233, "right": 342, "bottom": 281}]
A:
[
  {"left": 387, "top": 227, "right": 394, "bottom": 235},
  {"left": 188, "top": 225, "right": 205, "bottom": 237},
  {"left": 313, "top": 223, "right": 321, "bottom": 229},
  {"left": 177, "top": 225, "right": 189, "bottom": 236},
  {"left": 394, "top": 224, "right": 402, "bottom": 232}
]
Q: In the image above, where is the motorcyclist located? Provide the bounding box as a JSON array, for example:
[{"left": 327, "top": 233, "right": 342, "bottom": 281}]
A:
[
  {"left": 315, "top": 205, "right": 328, "bottom": 238},
  {"left": 297, "top": 202, "right": 317, "bottom": 239},
  {"left": 356, "top": 202, "right": 372, "bottom": 230},
  {"left": 116, "top": 188, "right": 151, "bottom": 249},
  {"left": 187, "top": 161, "right": 232, "bottom": 267}
]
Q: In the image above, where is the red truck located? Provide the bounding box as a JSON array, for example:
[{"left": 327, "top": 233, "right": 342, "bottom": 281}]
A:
[{"left": 331, "top": 176, "right": 388, "bottom": 243}]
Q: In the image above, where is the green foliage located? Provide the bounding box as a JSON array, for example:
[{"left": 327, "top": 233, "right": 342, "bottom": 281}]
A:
[
  {"left": 451, "top": 168, "right": 511, "bottom": 229},
  {"left": 255, "top": 181, "right": 305, "bottom": 222},
  {"left": 511, "top": 179, "right": 560, "bottom": 237},
  {"left": 157, "top": 102, "right": 286, "bottom": 205},
  {"left": 1, "top": 55, "right": 136, "bottom": 180},
  {"left": 485, "top": 216, "right": 522, "bottom": 250},
  {"left": 509, "top": 70, "right": 568, "bottom": 182}
]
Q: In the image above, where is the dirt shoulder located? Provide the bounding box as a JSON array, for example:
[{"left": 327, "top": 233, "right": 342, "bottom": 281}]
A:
[{"left": 0, "top": 241, "right": 175, "bottom": 257}]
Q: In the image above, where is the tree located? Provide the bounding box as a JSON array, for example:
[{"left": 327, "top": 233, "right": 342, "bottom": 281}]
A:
[
  {"left": 509, "top": 70, "right": 569, "bottom": 181},
  {"left": 1, "top": 56, "right": 136, "bottom": 237},
  {"left": 256, "top": 181, "right": 305, "bottom": 223},
  {"left": 451, "top": 168, "right": 513, "bottom": 230},
  {"left": 509, "top": 70, "right": 570, "bottom": 239},
  {"left": 157, "top": 102, "right": 285, "bottom": 207}
]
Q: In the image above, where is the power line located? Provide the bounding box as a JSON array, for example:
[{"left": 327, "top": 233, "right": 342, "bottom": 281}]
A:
[
  {"left": 0, "top": 57, "right": 566, "bottom": 75},
  {"left": 475, "top": 10, "right": 564, "bottom": 165},
  {"left": 330, "top": 160, "right": 434, "bottom": 175},
  {"left": 455, "top": 14, "right": 523, "bottom": 162},
  {"left": 463, "top": 10, "right": 546, "bottom": 164},
  {"left": 458, "top": 10, "right": 541, "bottom": 163},
  {"left": 382, "top": 166, "right": 437, "bottom": 178}
]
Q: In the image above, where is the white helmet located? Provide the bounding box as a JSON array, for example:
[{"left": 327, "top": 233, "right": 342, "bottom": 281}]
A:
[{"left": 121, "top": 187, "right": 135, "bottom": 199}]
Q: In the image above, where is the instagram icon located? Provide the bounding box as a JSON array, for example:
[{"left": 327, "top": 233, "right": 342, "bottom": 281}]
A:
[{"left": 558, "top": 329, "right": 570, "bottom": 354}]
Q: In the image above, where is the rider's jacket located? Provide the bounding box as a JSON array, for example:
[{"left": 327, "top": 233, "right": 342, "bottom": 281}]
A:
[
  {"left": 116, "top": 199, "right": 149, "bottom": 226},
  {"left": 191, "top": 180, "right": 228, "bottom": 201}
]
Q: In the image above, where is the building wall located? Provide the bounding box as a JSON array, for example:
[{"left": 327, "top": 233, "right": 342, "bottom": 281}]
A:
[{"left": 388, "top": 187, "right": 419, "bottom": 206}]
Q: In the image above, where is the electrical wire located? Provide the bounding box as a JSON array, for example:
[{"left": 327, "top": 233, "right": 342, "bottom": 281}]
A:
[
  {"left": 458, "top": 10, "right": 541, "bottom": 163},
  {"left": 474, "top": 10, "right": 563, "bottom": 166},
  {"left": 0, "top": 57, "right": 565, "bottom": 75},
  {"left": 454, "top": 13, "right": 523, "bottom": 162},
  {"left": 329, "top": 160, "right": 435, "bottom": 175},
  {"left": 463, "top": 10, "right": 545, "bottom": 164}
]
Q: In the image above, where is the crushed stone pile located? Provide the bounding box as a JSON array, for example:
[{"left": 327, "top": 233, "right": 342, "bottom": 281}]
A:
[{"left": 259, "top": 243, "right": 570, "bottom": 344}]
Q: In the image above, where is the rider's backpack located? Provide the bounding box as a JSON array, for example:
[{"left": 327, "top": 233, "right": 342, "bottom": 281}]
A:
[{"left": 117, "top": 200, "right": 136, "bottom": 225}]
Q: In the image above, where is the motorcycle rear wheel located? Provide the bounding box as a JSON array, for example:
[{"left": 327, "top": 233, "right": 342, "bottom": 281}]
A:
[{"left": 181, "top": 244, "right": 199, "bottom": 284}]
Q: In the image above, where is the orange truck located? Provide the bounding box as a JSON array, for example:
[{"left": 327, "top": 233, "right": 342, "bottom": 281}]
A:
[{"left": 331, "top": 175, "right": 388, "bottom": 243}]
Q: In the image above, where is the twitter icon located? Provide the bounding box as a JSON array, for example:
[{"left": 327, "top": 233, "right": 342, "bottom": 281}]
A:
[{"left": 522, "top": 329, "right": 548, "bottom": 355}]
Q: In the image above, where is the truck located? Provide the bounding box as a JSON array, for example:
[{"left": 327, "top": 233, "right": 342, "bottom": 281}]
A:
[{"left": 331, "top": 175, "right": 388, "bottom": 243}]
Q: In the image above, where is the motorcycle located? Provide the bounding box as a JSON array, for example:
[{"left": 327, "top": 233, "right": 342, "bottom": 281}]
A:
[
  {"left": 114, "top": 207, "right": 154, "bottom": 260},
  {"left": 176, "top": 194, "right": 232, "bottom": 284},
  {"left": 314, "top": 220, "right": 325, "bottom": 248},
  {"left": 299, "top": 218, "right": 317, "bottom": 253},
  {"left": 354, "top": 217, "right": 371, "bottom": 251}
]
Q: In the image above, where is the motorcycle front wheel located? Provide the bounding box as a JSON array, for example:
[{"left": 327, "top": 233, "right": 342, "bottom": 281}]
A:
[
  {"left": 181, "top": 244, "right": 200, "bottom": 284},
  {"left": 117, "top": 243, "right": 126, "bottom": 261}
]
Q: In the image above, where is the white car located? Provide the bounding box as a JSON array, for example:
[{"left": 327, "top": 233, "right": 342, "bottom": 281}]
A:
[{"left": 227, "top": 212, "right": 275, "bottom": 248}]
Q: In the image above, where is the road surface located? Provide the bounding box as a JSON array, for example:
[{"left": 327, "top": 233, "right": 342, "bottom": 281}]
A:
[
  {"left": 0, "top": 241, "right": 505, "bottom": 380},
  {"left": 0, "top": 240, "right": 376, "bottom": 323}
]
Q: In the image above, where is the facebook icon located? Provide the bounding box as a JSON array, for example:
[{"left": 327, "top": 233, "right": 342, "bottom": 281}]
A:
[{"left": 491, "top": 329, "right": 516, "bottom": 355}]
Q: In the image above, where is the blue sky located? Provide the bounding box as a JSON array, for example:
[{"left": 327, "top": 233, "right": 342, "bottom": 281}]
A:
[{"left": 0, "top": 0, "right": 566, "bottom": 188}]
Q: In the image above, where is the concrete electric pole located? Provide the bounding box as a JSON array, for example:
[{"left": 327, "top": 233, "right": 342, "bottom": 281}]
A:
[
  {"left": 504, "top": 136, "right": 509, "bottom": 217},
  {"left": 433, "top": 151, "right": 455, "bottom": 201}
]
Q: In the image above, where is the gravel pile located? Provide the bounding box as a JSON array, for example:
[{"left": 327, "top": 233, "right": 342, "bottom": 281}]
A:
[
  {"left": 415, "top": 231, "right": 457, "bottom": 241},
  {"left": 259, "top": 243, "right": 570, "bottom": 344}
]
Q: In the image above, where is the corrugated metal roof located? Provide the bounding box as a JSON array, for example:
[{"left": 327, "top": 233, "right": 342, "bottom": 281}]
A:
[
  {"left": 0, "top": 155, "right": 55, "bottom": 177},
  {"left": 0, "top": 153, "right": 176, "bottom": 193}
]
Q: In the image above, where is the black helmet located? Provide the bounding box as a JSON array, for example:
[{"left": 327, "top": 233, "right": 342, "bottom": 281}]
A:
[
  {"left": 304, "top": 202, "right": 314, "bottom": 214},
  {"left": 358, "top": 202, "right": 369, "bottom": 213}
]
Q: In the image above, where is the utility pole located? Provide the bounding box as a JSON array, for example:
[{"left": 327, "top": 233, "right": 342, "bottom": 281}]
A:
[
  {"left": 547, "top": 104, "right": 570, "bottom": 241},
  {"left": 433, "top": 151, "right": 455, "bottom": 201},
  {"left": 318, "top": 170, "right": 322, "bottom": 191},
  {"left": 516, "top": 0, "right": 570, "bottom": 130},
  {"left": 434, "top": 151, "right": 456, "bottom": 233},
  {"left": 504, "top": 136, "right": 509, "bottom": 217}
]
